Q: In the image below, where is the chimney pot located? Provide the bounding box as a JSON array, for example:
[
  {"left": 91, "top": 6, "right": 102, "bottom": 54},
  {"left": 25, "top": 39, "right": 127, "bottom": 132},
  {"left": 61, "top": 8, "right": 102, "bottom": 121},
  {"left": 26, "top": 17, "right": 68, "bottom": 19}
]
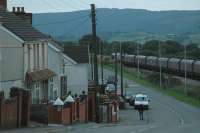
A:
[
  {"left": 21, "top": 7, "right": 24, "bottom": 13},
  {"left": 12, "top": 7, "right": 16, "bottom": 12},
  {"left": 17, "top": 7, "right": 20, "bottom": 12}
]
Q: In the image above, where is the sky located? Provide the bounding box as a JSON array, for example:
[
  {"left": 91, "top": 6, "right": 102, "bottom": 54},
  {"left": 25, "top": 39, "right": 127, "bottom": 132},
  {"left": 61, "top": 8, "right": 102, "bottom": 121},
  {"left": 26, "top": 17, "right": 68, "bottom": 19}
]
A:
[{"left": 7, "top": 0, "right": 200, "bottom": 13}]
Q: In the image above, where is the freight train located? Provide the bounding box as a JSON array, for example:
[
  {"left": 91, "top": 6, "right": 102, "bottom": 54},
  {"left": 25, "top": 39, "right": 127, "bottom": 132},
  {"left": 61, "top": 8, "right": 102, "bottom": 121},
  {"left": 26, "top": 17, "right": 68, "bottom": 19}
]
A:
[{"left": 112, "top": 54, "right": 200, "bottom": 80}]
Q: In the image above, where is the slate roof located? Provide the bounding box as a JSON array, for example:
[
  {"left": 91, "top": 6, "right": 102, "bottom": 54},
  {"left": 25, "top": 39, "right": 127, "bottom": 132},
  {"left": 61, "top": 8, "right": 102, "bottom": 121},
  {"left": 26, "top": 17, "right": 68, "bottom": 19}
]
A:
[
  {"left": 0, "top": 9, "right": 48, "bottom": 41},
  {"left": 64, "top": 45, "right": 89, "bottom": 64}
]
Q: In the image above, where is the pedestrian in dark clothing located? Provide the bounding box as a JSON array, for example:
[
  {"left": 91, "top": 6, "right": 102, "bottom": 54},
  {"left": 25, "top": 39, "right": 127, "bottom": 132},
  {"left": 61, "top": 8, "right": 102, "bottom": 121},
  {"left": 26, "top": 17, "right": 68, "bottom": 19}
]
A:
[{"left": 138, "top": 104, "right": 144, "bottom": 120}]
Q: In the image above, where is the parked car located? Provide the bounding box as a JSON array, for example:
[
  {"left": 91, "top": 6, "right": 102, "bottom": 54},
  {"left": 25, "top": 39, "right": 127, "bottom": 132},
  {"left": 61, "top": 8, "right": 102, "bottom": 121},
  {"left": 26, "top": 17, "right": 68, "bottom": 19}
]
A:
[
  {"left": 134, "top": 93, "right": 149, "bottom": 110},
  {"left": 129, "top": 94, "right": 136, "bottom": 106},
  {"left": 105, "top": 83, "right": 116, "bottom": 93},
  {"left": 124, "top": 92, "right": 133, "bottom": 102},
  {"left": 107, "top": 75, "right": 117, "bottom": 84},
  {"left": 98, "top": 79, "right": 107, "bottom": 85}
]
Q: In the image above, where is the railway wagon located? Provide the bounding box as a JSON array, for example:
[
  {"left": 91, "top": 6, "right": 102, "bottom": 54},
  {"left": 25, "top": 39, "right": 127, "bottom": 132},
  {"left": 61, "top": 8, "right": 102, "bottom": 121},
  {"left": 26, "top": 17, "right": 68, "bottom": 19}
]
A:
[
  {"left": 168, "top": 58, "right": 180, "bottom": 73},
  {"left": 180, "top": 59, "right": 194, "bottom": 74},
  {"left": 193, "top": 61, "right": 200, "bottom": 78},
  {"left": 124, "top": 55, "right": 135, "bottom": 66},
  {"left": 146, "top": 56, "right": 158, "bottom": 70},
  {"left": 136, "top": 55, "right": 146, "bottom": 68},
  {"left": 159, "top": 57, "right": 168, "bottom": 70}
]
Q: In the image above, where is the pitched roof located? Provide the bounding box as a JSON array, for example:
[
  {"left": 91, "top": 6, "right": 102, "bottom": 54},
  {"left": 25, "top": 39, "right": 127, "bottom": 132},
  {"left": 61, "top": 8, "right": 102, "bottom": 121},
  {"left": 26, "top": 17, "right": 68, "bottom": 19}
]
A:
[
  {"left": 0, "top": 9, "right": 48, "bottom": 41},
  {"left": 64, "top": 45, "right": 89, "bottom": 64}
]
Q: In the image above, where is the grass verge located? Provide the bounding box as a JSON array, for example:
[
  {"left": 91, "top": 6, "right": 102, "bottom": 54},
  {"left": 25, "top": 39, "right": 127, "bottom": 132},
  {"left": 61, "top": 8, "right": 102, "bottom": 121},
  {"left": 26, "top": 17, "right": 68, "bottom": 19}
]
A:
[{"left": 104, "top": 64, "right": 200, "bottom": 108}]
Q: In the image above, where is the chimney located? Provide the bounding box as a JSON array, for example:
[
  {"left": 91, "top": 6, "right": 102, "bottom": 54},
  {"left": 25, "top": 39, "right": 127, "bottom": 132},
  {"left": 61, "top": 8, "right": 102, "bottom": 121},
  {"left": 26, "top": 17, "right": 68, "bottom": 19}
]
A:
[
  {"left": 0, "top": 0, "right": 7, "bottom": 10},
  {"left": 12, "top": 7, "right": 33, "bottom": 25}
]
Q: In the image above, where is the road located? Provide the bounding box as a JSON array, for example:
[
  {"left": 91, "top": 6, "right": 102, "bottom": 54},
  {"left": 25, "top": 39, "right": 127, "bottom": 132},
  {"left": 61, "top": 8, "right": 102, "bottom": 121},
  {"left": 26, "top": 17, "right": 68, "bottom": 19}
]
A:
[{"left": 2, "top": 69, "right": 200, "bottom": 133}]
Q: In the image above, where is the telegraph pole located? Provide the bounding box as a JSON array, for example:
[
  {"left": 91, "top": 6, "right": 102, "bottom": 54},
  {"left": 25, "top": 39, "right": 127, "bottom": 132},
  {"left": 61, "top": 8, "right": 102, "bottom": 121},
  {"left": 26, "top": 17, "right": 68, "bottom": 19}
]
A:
[
  {"left": 101, "top": 41, "right": 104, "bottom": 85},
  {"left": 137, "top": 43, "right": 140, "bottom": 78},
  {"left": 184, "top": 44, "right": 187, "bottom": 95},
  {"left": 90, "top": 4, "right": 98, "bottom": 86},
  {"left": 159, "top": 41, "right": 162, "bottom": 88},
  {"left": 120, "top": 42, "right": 124, "bottom": 97},
  {"left": 115, "top": 51, "right": 118, "bottom": 95}
]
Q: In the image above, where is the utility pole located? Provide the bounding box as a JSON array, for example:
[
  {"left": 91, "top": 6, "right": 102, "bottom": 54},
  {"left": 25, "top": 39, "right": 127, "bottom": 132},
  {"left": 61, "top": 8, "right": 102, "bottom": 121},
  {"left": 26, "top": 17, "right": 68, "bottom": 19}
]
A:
[
  {"left": 90, "top": 4, "right": 98, "bottom": 86},
  {"left": 120, "top": 42, "right": 124, "bottom": 97},
  {"left": 115, "top": 51, "right": 118, "bottom": 95},
  {"left": 137, "top": 43, "right": 140, "bottom": 78},
  {"left": 184, "top": 44, "right": 187, "bottom": 95},
  {"left": 159, "top": 41, "right": 162, "bottom": 88},
  {"left": 101, "top": 41, "right": 104, "bottom": 85}
]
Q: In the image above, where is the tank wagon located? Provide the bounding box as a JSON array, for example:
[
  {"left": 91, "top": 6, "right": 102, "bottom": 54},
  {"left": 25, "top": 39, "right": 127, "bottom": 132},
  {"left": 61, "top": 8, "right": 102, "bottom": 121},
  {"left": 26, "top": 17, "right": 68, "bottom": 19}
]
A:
[{"left": 117, "top": 54, "right": 200, "bottom": 80}]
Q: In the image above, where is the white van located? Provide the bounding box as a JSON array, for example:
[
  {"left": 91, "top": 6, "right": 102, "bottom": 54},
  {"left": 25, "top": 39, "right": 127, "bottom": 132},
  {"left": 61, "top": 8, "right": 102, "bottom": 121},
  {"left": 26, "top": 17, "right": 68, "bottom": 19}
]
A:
[{"left": 134, "top": 94, "right": 149, "bottom": 110}]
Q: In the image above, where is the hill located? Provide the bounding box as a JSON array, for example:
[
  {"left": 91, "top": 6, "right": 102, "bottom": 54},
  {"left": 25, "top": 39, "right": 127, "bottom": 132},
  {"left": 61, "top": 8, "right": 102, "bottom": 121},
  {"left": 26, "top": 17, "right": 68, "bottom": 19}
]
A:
[{"left": 33, "top": 8, "right": 200, "bottom": 43}]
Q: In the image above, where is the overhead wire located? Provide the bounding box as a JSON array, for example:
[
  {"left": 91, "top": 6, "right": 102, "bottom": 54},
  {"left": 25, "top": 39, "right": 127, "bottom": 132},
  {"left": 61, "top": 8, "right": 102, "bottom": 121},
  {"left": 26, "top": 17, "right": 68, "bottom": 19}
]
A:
[
  {"left": 57, "top": 17, "right": 90, "bottom": 38},
  {"left": 34, "top": 14, "right": 89, "bottom": 27},
  {"left": 42, "top": 0, "right": 64, "bottom": 12},
  {"left": 71, "top": 0, "right": 88, "bottom": 9},
  {"left": 60, "top": 0, "right": 82, "bottom": 11}
]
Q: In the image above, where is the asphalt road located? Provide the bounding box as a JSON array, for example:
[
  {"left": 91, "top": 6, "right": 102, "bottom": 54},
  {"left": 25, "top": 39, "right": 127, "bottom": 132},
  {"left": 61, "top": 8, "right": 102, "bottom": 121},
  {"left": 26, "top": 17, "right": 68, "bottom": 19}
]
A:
[{"left": 3, "top": 69, "right": 200, "bottom": 133}]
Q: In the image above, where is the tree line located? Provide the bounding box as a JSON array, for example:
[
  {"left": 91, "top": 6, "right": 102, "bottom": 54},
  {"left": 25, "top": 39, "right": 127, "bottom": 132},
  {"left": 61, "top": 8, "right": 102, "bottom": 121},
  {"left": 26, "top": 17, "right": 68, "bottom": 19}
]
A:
[{"left": 61, "top": 34, "right": 200, "bottom": 60}]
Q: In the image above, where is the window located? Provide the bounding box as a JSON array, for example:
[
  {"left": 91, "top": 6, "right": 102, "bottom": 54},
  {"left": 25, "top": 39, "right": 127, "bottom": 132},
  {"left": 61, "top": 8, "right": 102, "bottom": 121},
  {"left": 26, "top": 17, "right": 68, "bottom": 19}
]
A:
[
  {"left": 36, "top": 82, "right": 40, "bottom": 88},
  {"left": 54, "top": 90, "right": 57, "bottom": 100},
  {"left": 36, "top": 89, "right": 39, "bottom": 104},
  {"left": 50, "top": 77, "right": 53, "bottom": 82},
  {"left": 62, "top": 59, "right": 65, "bottom": 74},
  {"left": 50, "top": 84, "right": 53, "bottom": 100},
  {"left": 61, "top": 76, "right": 67, "bottom": 97}
]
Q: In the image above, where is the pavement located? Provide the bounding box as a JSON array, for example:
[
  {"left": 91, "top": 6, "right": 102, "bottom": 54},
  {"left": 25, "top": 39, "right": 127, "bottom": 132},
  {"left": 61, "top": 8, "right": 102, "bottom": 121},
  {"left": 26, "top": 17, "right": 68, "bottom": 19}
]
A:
[{"left": 2, "top": 68, "right": 200, "bottom": 133}]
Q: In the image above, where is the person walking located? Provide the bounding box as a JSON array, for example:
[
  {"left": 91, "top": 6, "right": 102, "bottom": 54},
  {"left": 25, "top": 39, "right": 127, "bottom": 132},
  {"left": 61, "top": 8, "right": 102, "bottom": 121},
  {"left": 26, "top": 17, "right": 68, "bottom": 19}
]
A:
[{"left": 138, "top": 104, "right": 144, "bottom": 120}]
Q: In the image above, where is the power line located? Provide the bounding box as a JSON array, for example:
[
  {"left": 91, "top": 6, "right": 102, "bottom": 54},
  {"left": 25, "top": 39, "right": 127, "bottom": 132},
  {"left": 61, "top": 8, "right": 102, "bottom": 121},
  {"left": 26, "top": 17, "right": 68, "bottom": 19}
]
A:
[
  {"left": 71, "top": 0, "right": 88, "bottom": 9},
  {"left": 42, "top": 0, "right": 63, "bottom": 12},
  {"left": 57, "top": 17, "right": 90, "bottom": 38},
  {"left": 61, "top": 0, "right": 83, "bottom": 11},
  {"left": 34, "top": 14, "right": 89, "bottom": 27}
]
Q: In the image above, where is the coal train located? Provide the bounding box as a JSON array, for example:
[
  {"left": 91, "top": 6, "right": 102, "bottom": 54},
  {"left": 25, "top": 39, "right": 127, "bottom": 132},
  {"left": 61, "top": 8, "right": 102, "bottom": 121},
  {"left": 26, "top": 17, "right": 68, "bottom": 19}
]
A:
[{"left": 112, "top": 53, "right": 200, "bottom": 80}]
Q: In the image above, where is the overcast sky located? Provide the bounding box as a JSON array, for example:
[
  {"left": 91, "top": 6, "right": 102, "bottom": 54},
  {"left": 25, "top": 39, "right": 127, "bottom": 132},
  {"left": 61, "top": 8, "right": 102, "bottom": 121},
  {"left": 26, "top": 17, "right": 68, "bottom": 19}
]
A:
[{"left": 8, "top": 0, "right": 200, "bottom": 13}]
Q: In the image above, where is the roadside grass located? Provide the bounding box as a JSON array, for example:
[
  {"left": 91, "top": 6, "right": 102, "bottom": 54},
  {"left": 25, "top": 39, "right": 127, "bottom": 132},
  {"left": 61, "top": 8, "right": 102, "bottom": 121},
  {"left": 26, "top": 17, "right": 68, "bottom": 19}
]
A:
[{"left": 104, "top": 64, "right": 200, "bottom": 108}]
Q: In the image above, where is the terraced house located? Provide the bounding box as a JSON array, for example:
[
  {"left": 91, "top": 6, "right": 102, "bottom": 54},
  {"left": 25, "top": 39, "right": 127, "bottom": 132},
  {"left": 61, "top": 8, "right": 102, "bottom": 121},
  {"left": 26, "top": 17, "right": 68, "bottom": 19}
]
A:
[{"left": 0, "top": 1, "right": 55, "bottom": 103}]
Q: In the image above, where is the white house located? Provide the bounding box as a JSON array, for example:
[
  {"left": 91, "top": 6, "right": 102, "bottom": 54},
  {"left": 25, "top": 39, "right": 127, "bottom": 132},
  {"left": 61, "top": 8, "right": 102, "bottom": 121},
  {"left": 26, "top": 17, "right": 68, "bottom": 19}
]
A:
[
  {"left": 47, "top": 42, "right": 90, "bottom": 98},
  {"left": 63, "top": 45, "right": 89, "bottom": 95},
  {"left": 0, "top": 5, "right": 55, "bottom": 104},
  {"left": 47, "top": 40, "right": 66, "bottom": 100}
]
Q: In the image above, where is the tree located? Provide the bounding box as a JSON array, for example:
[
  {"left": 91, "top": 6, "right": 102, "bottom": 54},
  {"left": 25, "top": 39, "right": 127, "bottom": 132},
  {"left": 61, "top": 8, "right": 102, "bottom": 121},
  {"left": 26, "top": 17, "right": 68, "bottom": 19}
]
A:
[
  {"left": 79, "top": 34, "right": 102, "bottom": 53},
  {"left": 186, "top": 43, "right": 200, "bottom": 59},
  {"left": 159, "top": 40, "right": 183, "bottom": 57},
  {"left": 141, "top": 40, "right": 160, "bottom": 56}
]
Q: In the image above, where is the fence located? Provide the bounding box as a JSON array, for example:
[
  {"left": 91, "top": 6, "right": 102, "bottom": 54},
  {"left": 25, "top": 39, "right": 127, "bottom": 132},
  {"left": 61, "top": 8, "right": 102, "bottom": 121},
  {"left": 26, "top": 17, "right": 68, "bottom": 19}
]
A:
[
  {"left": 48, "top": 95, "right": 88, "bottom": 125},
  {"left": 0, "top": 88, "right": 31, "bottom": 129},
  {"left": 30, "top": 104, "right": 48, "bottom": 124}
]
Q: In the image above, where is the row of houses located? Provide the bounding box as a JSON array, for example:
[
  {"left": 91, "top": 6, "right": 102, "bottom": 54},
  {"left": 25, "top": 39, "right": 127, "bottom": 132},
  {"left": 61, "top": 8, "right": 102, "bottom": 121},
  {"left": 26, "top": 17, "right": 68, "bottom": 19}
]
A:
[{"left": 0, "top": 0, "right": 90, "bottom": 105}]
